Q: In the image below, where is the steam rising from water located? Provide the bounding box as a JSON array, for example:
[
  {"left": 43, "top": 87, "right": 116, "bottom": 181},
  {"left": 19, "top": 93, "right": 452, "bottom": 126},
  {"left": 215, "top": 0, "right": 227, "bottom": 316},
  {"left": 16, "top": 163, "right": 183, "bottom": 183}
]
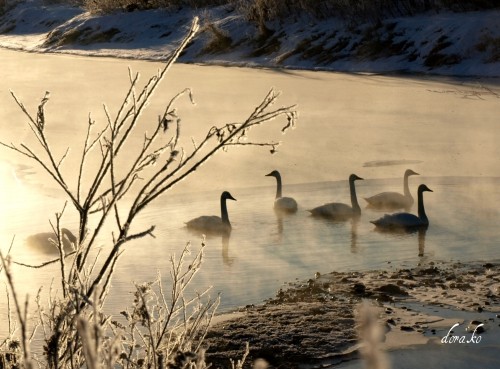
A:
[{"left": 1, "top": 49, "right": 499, "bottom": 321}]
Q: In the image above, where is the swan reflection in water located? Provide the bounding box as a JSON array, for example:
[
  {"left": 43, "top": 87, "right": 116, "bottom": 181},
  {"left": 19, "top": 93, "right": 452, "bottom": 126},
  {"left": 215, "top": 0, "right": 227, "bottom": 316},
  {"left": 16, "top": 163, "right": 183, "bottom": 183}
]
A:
[
  {"left": 221, "top": 234, "right": 234, "bottom": 266},
  {"left": 417, "top": 227, "right": 427, "bottom": 257},
  {"left": 350, "top": 218, "right": 359, "bottom": 254},
  {"left": 26, "top": 228, "right": 77, "bottom": 255},
  {"left": 373, "top": 225, "right": 428, "bottom": 257},
  {"left": 185, "top": 229, "right": 235, "bottom": 267},
  {"left": 272, "top": 204, "right": 300, "bottom": 244}
]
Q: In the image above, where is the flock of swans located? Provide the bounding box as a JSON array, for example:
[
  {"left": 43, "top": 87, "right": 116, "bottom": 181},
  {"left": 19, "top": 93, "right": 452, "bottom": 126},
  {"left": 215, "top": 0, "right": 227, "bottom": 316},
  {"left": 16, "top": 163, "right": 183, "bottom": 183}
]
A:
[
  {"left": 25, "top": 168, "right": 431, "bottom": 254},
  {"left": 186, "top": 168, "right": 433, "bottom": 235}
]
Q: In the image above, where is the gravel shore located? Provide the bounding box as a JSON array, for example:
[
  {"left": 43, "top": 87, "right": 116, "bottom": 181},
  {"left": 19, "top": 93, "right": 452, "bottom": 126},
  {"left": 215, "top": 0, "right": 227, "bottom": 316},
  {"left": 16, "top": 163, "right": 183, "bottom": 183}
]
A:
[{"left": 204, "top": 261, "right": 500, "bottom": 368}]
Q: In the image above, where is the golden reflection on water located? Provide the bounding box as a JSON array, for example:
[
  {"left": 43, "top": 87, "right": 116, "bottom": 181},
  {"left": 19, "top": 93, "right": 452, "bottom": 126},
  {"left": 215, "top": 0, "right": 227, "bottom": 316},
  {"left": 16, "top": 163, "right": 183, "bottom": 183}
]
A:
[
  {"left": 1, "top": 50, "right": 500, "bottom": 319},
  {"left": 2, "top": 164, "right": 500, "bottom": 316},
  {"left": 0, "top": 163, "right": 40, "bottom": 245}
]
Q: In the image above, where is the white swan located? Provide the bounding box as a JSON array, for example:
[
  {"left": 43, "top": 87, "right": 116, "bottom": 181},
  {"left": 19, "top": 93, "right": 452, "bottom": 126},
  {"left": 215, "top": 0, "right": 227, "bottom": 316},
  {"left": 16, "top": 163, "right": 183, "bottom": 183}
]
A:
[
  {"left": 186, "top": 191, "right": 236, "bottom": 234},
  {"left": 371, "top": 184, "right": 432, "bottom": 229},
  {"left": 364, "top": 169, "right": 419, "bottom": 209},
  {"left": 265, "top": 170, "right": 298, "bottom": 213},
  {"left": 309, "top": 174, "right": 363, "bottom": 220},
  {"left": 26, "top": 228, "right": 77, "bottom": 254}
]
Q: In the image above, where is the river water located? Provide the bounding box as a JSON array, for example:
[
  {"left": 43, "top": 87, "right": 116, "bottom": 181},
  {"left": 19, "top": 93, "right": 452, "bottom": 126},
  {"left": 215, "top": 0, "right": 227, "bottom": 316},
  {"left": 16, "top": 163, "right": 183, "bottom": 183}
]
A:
[{"left": 0, "top": 49, "right": 499, "bottom": 321}]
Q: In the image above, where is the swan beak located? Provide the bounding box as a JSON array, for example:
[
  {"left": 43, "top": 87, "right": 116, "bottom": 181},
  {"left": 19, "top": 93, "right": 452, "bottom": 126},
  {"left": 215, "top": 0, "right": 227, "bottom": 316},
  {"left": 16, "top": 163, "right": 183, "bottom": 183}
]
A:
[{"left": 229, "top": 194, "right": 237, "bottom": 201}]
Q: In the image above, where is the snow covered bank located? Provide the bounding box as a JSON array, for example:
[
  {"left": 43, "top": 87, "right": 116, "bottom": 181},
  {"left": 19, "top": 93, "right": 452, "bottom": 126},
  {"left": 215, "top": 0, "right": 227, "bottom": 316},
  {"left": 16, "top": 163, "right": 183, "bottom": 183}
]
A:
[{"left": 0, "top": 1, "right": 499, "bottom": 76}]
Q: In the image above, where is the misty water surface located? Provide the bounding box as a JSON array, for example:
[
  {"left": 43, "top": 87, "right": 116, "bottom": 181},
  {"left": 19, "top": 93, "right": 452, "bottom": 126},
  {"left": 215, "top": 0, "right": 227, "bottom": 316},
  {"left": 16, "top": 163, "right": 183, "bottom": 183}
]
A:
[{"left": 0, "top": 49, "right": 499, "bottom": 324}]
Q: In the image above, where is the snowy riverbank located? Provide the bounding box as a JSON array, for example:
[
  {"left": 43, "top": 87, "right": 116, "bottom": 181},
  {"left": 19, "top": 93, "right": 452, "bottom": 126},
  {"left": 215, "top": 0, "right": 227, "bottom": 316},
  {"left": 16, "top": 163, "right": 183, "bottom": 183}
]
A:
[{"left": 1, "top": 1, "right": 500, "bottom": 77}]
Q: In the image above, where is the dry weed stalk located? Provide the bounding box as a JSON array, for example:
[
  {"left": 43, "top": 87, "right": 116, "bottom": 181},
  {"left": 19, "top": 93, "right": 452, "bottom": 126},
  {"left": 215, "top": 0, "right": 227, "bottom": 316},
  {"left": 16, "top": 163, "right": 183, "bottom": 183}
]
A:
[
  {"left": 0, "top": 252, "right": 37, "bottom": 369},
  {"left": 114, "top": 243, "right": 218, "bottom": 369},
  {"left": 357, "top": 301, "right": 390, "bottom": 369},
  {"left": 1, "top": 15, "right": 297, "bottom": 369},
  {"left": 229, "top": 342, "right": 249, "bottom": 369}
]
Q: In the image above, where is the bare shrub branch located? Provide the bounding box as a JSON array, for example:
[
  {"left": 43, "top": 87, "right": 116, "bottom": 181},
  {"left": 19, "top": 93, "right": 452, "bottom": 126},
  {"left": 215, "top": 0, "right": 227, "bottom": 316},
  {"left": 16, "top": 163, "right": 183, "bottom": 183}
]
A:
[{"left": 1, "top": 14, "right": 297, "bottom": 369}]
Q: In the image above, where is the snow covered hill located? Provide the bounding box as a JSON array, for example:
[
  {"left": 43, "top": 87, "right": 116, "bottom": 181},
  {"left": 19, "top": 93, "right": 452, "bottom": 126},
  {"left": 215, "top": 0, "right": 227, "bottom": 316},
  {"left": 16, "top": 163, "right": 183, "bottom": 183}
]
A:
[{"left": 1, "top": 0, "right": 499, "bottom": 76}]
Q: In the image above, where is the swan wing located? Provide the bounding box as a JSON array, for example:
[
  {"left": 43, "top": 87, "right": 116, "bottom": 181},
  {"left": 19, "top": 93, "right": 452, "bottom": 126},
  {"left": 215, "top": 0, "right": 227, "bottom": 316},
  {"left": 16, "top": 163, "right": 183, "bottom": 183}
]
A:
[
  {"left": 309, "top": 202, "right": 353, "bottom": 219},
  {"left": 364, "top": 191, "right": 411, "bottom": 209},
  {"left": 187, "top": 216, "right": 223, "bottom": 229},
  {"left": 371, "top": 212, "right": 424, "bottom": 228}
]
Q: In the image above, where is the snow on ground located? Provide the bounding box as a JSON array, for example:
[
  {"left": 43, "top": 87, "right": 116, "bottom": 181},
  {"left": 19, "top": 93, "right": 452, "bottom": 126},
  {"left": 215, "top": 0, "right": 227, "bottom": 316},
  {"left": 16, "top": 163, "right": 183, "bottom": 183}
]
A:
[{"left": 1, "top": 0, "right": 500, "bottom": 77}]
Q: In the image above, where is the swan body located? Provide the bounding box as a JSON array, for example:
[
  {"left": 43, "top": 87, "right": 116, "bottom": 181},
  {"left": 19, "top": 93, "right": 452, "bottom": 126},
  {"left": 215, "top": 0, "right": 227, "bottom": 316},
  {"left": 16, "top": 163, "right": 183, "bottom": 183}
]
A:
[
  {"left": 26, "top": 228, "right": 77, "bottom": 254},
  {"left": 274, "top": 197, "right": 298, "bottom": 213},
  {"left": 309, "top": 174, "right": 363, "bottom": 220},
  {"left": 371, "top": 184, "right": 432, "bottom": 229},
  {"left": 186, "top": 191, "right": 236, "bottom": 234},
  {"left": 364, "top": 169, "right": 419, "bottom": 209},
  {"left": 266, "top": 170, "right": 298, "bottom": 213}
]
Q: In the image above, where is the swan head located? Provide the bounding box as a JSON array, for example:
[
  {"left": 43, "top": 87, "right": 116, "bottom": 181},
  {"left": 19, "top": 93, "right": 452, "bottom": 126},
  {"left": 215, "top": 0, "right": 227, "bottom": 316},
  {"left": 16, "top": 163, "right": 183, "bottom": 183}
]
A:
[
  {"left": 405, "top": 169, "right": 419, "bottom": 177},
  {"left": 417, "top": 184, "right": 433, "bottom": 194},
  {"left": 349, "top": 174, "right": 363, "bottom": 182},
  {"left": 265, "top": 170, "right": 280, "bottom": 178},
  {"left": 221, "top": 191, "right": 237, "bottom": 202}
]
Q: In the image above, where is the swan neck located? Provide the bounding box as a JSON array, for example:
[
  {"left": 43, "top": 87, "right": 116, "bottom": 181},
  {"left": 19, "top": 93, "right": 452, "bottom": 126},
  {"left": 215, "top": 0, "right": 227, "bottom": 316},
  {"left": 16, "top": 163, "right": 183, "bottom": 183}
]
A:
[
  {"left": 417, "top": 190, "right": 428, "bottom": 222},
  {"left": 350, "top": 179, "right": 361, "bottom": 215},
  {"left": 403, "top": 174, "right": 411, "bottom": 198},
  {"left": 274, "top": 174, "right": 283, "bottom": 199},
  {"left": 221, "top": 197, "right": 231, "bottom": 226}
]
